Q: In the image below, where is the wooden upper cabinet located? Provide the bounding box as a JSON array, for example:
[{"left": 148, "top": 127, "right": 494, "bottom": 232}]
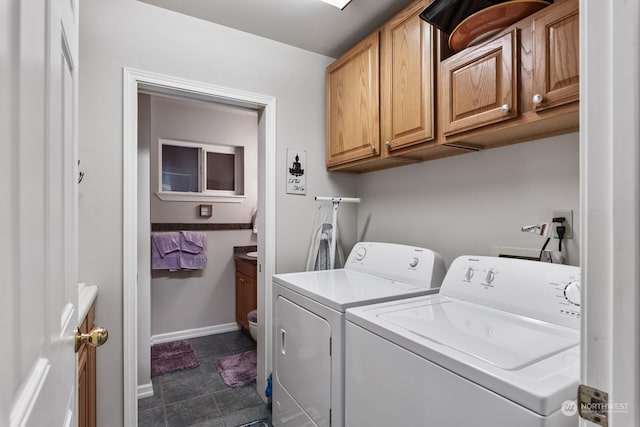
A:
[
  {"left": 325, "top": 0, "right": 578, "bottom": 171},
  {"left": 532, "top": 0, "right": 579, "bottom": 112},
  {"left": 381, "top": 0, "right": 435, "bottom": 154},
  {"left": 441, "top": 30, "right": 518, "bottom": 136},
  {"left": 326, "top": 32, "right": 380, "bottom": 167}
]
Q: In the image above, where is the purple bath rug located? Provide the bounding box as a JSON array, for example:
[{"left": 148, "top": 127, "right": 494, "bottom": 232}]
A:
[
  {"left": 151, "top": 340, "right": 200, "bottom": 377},
  {"left": 215, "top": 349, "right": 257, "bottom": 387}
]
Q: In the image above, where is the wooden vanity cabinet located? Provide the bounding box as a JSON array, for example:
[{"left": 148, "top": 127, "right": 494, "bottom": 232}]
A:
[
  {"left": 78, "top": 304, "right": 96, "bottom": 427},
  {"left": 235, "top": 259, "right": 257, "bottom": 332}
]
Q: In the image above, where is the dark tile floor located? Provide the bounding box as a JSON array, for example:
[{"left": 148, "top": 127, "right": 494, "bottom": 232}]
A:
[{"left": 138, "top": 331, "right": 272, "bottom": 427}]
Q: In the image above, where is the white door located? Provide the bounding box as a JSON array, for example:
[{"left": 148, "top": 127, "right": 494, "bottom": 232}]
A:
[
  {"left": 1, "top": 0, "right": 80, "bottom": 425},
  {"left": 581, "top": 1, "right": 640, "bottom": 426}
]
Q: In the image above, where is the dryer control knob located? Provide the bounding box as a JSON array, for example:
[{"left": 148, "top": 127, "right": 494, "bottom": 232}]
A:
[
  {"left": 485, "top": 269, "right": 495, "bottom": 284},
  {"left": 355, "top": 247, "right": 367, "bottom": 261},
  {"left": 564, "top": 281, "right": 581, "bottom": 306},
  {"left": 409, "top": 257, "right": 419, "bottom": 268}
]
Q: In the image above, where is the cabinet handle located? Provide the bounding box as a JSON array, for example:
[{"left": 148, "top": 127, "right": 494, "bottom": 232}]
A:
[
  {"left": 532, "top": 93, "right": 544, "bottom": 105},
  {"left": 369, "top": 144, "right": 376, "bottom": 154},
  {"left": 384, "top": 141, "right": 391, "bottom": 151},
  {"left": 500, "top": 104, "right": 511, "bottom": 114}
]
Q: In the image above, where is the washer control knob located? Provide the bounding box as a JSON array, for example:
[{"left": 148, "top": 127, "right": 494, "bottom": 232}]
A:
[
  {"left": 465, "top": 267, "right": 474, "bottom": 280},
  {"left": 564, "top": 281, "right": 581, "bottom": 306},
  {"left": 409, "top": 257, "right": 419, "bottom": 268},
  {"left": 485, "top": 269, "right": 495, "bottom": 284},
  {"left": 355, "top": 247, "right": 367, "bottom": 261}
]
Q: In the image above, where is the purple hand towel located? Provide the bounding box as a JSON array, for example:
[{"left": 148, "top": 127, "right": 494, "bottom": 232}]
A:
[
  {"left": 152, "top": 232, "right": 181, "bottom": 256},
  {"left": 179, "top": 231, "right": 207, "bottom": 270},
  {"left": 180, "top": 231, "right": 206, "bottom": 254},
  {"left": 151, "top": 232, "right": 181, "bottom": 271}
]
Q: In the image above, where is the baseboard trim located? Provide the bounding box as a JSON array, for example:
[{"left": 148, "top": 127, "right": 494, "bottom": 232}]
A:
[
  {"left": 150, "top": 322, "right": 241, "bottom": 345},
  {"left": 137, "top": 382, "right": 154, "bottom": 400}
]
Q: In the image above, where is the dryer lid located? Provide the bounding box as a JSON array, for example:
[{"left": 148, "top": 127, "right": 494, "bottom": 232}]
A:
[
  {"left": 274, "top": 269, "right": 433, "bottom": 312},
  {"left": 377, "top": 298, "right": 579, "bottom": 370}
]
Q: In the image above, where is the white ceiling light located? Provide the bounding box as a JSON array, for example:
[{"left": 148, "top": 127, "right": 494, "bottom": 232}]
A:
[{"left": 320, "top": 0, "right": 352, "bottom": 10}]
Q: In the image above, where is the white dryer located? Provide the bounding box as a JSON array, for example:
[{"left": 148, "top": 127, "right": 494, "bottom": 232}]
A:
[
  {"left": 345, "top": 255, "right": 581, "bottom": 427},
  {"left": 272, "top": 242, "right": 446, "bottom": 427}
]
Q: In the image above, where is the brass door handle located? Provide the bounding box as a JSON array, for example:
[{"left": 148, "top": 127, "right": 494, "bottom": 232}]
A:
[{"left": 75, "top": 327, "right": 109, "bottom": 353}]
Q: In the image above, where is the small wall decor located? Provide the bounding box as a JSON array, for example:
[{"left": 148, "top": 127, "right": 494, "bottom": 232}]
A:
[
  {"left": 286, "top": 149, "right": 306, "bottom": 195},
  {"left": 198, "top": 204, "right": 213, "bottom": 218}
]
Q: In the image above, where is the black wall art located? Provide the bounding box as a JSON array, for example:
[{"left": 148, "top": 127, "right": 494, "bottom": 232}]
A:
[{"left": 286, "top": 149, "right": 306, "bottom": 195}]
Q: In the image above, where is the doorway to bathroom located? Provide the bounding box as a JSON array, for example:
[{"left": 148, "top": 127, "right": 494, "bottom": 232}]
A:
[
  {"left": 122, "top": 68, "right": 276, "bottom": 426},
  {"left": 138, "top": 92, "right": 259, "bottom": 381}
]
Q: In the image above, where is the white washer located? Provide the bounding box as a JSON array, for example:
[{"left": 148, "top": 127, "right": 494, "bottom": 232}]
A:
[
  {"left": 272, "top": 242, "right": 446, "bottom": 427},
  {"left": 345, "top": 255, "right": 581, "bottom": 427}
]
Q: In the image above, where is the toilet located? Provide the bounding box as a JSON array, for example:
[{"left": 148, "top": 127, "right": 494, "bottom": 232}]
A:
[{"left": 247, "top": 309, "right": 258, "bottom": 341}]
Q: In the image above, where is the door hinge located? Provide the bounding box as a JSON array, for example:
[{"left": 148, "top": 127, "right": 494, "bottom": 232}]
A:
[
  {"left": 329, "top": 337, "right": 332, "bottom": 356},
  {"left": 577, "top": 384, "right": 609, "bottom": 427},
  {"left": 329, "top": 408, "right": 332, "bottom": 426}
]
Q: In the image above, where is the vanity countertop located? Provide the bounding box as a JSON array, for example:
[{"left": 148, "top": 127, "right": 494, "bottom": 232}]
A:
[
  {"left": 78, "top": 282, "right": 98, "bottom": 323},
  {"left": 234, "top": 245, "right": 257, "bottom": 265}
]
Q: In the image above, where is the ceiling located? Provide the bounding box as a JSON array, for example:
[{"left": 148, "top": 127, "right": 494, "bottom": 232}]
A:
[{"left": 138, "top": 0, "right": 416, "bottom": 58}]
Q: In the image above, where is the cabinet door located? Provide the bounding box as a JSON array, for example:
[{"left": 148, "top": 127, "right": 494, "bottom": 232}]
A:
[
  {"left": 246, "top": 276, "right": 258, "bottom": 320},
  {"left": 532, "top": 0, "right": 579, "bottom": 112},
  {"left": 88, "top": 342, "right": 96, "bottom": 427},
  {"left": 326, "top": 31, "right": 380, "bottom": 167},
  {"left": 235, "top": 272, "right": 247, "bottom": 329},
  {"left": 78, "top": 348, "right": 88, "bottom": 427},
  {"left": 441, "top": 30, "right": 518, "bottom": 136},
  {"left": 381, "top": 0, "right": 435, "bottom": 154},
  {"left": 78, "top": 304, "right": 96, "bottom": 427}
]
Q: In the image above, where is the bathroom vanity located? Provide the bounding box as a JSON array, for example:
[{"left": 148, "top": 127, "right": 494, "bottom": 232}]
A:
[{"left": 234, "top": 247, "right": 257, "bottom": 334}]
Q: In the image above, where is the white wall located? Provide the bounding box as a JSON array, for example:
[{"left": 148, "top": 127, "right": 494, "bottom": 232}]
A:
[
  {"left": 78, "top": 1, "right": 357, "bottom": 424},
  {"left": 150, "top": 231, "right": 252, "bottom": 333},
  {"left": 147, "top": 95, "right": 257, "bottom": 335},
  {"left": 148, "top": 95, "right": 259, "bottom": 223},
  {"left": 356, "top": 133, "right": 580, "bottom": 267}
]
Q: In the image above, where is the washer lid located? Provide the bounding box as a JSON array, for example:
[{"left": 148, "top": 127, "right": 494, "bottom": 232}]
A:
[
  {"left": 377, "top": 298, "right": 579, "bottom": 370},
  {"left": 273, "top": 269, "right": 433, "bottom": 312}
]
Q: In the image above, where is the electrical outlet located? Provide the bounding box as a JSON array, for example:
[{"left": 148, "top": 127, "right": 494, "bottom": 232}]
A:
[{"left": 552, "top": 209, "right": 573, "bottom": 239}]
